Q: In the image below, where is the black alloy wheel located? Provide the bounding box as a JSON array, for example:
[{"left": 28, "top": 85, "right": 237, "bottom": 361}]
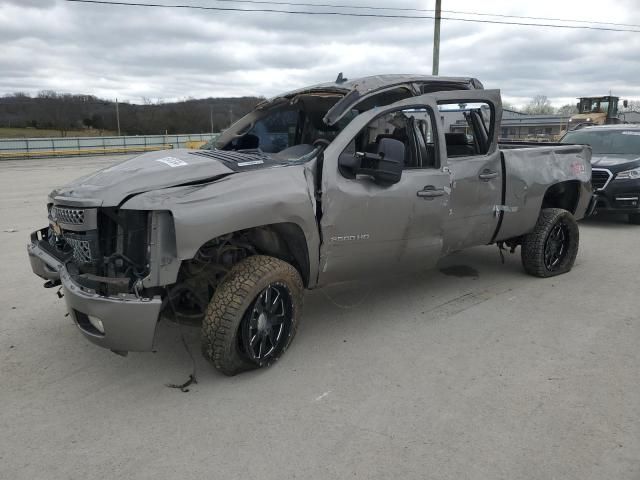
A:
[
  {"left": 521, "top": 208, "right": 579, "bottom": 278},
  {"left": 201, "top": 255, "right": 303, "bottom": 376},
  {"left": 240, "top": 283, "right": 293, "bottom": 364},
  {"left": 543, "top": 221, "right": 570, "bottom": 271}
]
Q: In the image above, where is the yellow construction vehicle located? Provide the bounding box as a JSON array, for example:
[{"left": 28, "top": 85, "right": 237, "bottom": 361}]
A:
[{"left": 568, "top": 95, "right": 628, "bottom": 130}]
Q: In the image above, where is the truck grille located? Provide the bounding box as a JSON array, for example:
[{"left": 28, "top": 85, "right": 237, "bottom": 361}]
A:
[
  {"left": 46, "top": 208, "right": 148, "bottom": 279},
  {"left": 62, "top": 231, "right": 100, "bottom": 266},
  {"left": 591, "top": 169, "right": 612, "bottom": 191},
  {"left": 65, "top": 237, "right": 93, "bottom": 263},
  {"left": 51, "top": 206, "right": 85, "bottom": 225}
]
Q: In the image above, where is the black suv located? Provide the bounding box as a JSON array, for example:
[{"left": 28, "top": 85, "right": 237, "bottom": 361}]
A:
[{"left": 562, "top": 125, "right": 640, "bottom": 224}]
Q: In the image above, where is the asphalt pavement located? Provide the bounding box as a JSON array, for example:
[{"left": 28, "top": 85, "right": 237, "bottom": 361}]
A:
[{"left": 1, "top": 155, "right": 638, "bottom": 480}]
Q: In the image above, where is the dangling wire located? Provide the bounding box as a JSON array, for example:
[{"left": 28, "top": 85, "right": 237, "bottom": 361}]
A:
[{"left": 164, "top": 291, "right": 198, "bottom": 393}]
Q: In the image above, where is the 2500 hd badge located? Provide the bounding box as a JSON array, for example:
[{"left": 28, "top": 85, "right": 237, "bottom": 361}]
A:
[{"left": 330, "top": 234, "right": 370, "bottom": 242}]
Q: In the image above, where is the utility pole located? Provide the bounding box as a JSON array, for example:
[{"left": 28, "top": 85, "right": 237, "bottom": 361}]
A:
[
  {"left": 432, "top": 0, "right": 442, "bottom": 76},
  {"left": 115, "top": 98, "right": 121, "bottom": 136}
]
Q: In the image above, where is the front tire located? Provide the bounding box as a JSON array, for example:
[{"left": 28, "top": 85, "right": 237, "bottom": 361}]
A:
[
  {"left": 201, "top": 255, "right": 303, "bottom": 376},
  {"left": 521, "top": 208, "right": 579, "bottom": 278},
  {"left": 629, "top": 213, "right": 640, "bottom": 225}
]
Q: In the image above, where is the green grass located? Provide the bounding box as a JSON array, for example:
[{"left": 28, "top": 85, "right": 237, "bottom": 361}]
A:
[{"left": 0, "top": 127, "right": 117, "bottom": 138}]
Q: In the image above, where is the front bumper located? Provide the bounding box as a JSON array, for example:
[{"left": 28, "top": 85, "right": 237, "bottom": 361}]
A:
[
  {"left": 593, "top": 178, "right": 640, "bottom": 214},
  {"left": 27, "top": 228, "right": 162, "bottom": 352}
]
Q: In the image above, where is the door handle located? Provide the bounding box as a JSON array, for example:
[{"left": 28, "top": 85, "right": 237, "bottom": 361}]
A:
[
  {"left": 417, "top": 186, "right": 445, "bottom": 199},
  {"left": 478, "top": 170, "right": 499, "bottom": 181}
]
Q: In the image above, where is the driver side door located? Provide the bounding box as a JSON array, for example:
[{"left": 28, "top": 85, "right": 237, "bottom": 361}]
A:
[{"left": 317, "top": 96, "right": 451, "bottom": 285}]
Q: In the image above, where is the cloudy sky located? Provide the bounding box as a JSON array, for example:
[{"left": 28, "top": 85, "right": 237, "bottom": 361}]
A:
[{"left": 2, "top": 0, "right": 640, "bottom": 107}]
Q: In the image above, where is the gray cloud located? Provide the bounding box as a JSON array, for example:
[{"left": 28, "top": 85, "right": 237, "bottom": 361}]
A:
[
  {"left": 3, "top": 0, "right": 56, "bottom": 7},
  {"left": 1, "top": 0, "right": 640, "bottom": 107}
]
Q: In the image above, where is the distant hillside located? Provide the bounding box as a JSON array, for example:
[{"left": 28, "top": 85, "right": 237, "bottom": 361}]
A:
[
  {"left": 0, "top": 92, "right": 263, "bottom": 136},
  {"left": 0, "top": 127, "right": 117, "bottom": 138}
]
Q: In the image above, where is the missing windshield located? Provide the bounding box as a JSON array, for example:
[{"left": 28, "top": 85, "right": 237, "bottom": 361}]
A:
[{"left": 212, "top": 94, "right": 347, "bottom": 161}]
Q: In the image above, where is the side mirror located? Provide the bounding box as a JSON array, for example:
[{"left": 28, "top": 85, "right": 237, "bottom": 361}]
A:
[
  {"left": 623, "top": 100, "right": 629, "bottom": 108},
  {"left": 371, "top": 138, "right": 404, "bottom": 184},
  {"left": 339, "top": 138, "right": 404, "bottom": 185}
]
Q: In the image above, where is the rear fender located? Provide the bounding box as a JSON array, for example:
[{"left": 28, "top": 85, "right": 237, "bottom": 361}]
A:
[{"left": 496, "top": 145, "right": 592, "bottom": 241}]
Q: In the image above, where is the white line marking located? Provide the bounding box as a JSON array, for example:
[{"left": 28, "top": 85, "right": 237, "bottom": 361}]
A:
[{"left": 315, "top": 391, "right": 331, "bottom": 401}]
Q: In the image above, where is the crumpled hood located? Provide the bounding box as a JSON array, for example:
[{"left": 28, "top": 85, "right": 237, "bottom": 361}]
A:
[
  {"left": 591, "top": 153, "right": 640, "bottom": 172},
  {"left": 50, "top": 149, "right": 235, "bottom": 207}
]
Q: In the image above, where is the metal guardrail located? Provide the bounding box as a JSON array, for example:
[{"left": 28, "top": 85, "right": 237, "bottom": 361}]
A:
[{"left": 0, "top": 133, "right": 219, "bottom": 160}]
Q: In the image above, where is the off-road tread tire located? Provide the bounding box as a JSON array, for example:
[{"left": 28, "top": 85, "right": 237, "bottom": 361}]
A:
[
  {"left": 521, "top": 208, "right": 579, "bottom": 278},
  {"left": 629, "top": 213, "right": 640, "bottom": 225},
  {"left": 201, "top": 255, "right": 303, "bottom": 376}
]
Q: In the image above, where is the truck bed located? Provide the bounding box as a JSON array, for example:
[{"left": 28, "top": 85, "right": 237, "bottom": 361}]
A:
[{"left": 495, "top": 143, "right": 592, "bottom": 241}]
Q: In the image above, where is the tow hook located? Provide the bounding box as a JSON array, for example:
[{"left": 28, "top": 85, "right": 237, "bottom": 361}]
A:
[{"left": 43, "top": 279, "right": 61, "bottom": 289}]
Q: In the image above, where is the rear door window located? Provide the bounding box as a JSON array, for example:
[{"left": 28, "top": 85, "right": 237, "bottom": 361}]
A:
[{"left": 437, "top": 102, "right": 494, "bottom": 157}]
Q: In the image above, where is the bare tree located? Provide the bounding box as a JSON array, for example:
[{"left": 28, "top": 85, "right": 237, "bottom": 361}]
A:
[
  {"left": 556, "top": 104, "right": 578, "bottom": 116},
  {"left": 524, "top": 95, "right": 555, "bottom": 115},
  {"left": 0, "top": 92, "right": 262, "bottom": 135},
  {"left": 620, "top": 100, "right": 640, "bottom": 112}
]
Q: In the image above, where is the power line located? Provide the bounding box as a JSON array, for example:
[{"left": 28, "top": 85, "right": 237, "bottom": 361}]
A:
[
  {"left": 440, "top": 8, "right": 640, "bottom": 29},
  {"left": 64, "top": 0, "right": 640, "bottom": 33},
  {"left": 192, "top": 0, "right": 431, "bottom": 12},
  {"left": 64, "top": 0, "right": 640, "bottom": 30},
  {"left": 199, "top": 0, "right": 640, "bottom": 30}
]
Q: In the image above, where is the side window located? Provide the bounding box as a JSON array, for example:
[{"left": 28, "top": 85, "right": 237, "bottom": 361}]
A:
[
  {"left": 438, "top": 101, "right": 494, "bottom": 158},
  {"left": 343, "top": 107, "right": 438, "bottom": 169}
]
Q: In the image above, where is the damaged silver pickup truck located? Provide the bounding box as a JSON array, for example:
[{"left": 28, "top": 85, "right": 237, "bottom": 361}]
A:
[{"left": 28, "top": 75, "right": 593, "bottom": 375}]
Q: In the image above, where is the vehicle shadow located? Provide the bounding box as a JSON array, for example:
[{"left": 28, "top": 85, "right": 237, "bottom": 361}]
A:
[
  {"left": 581, "top": 212, "right": 635, "bottom": 228},
  {"left": 149, "top": 244, "right": 526, "bottom": 384}
]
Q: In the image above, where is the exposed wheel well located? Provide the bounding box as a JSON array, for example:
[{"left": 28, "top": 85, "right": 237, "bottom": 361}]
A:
[
  {"left": 541, "top": 181, "right": 580, "bottom": 214},
  {"left": 241, "top": 223, "right": 310, "bottom": 286},
  {"left": 193, "top": 223, "right": 310, "bottom": 286},
  {"left": 164, "top": 223, "right": 310, "bottom": 324}
]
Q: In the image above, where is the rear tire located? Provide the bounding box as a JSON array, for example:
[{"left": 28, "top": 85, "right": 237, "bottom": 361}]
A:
[
  {"left": 629, "top": 213, "right": 640, "bottom": 225},
  {"left": 201, "top": 255, "right": 303, "bottom": 376},
  {"left": 521, "top": 208, "right": 579, "bottom": 278}
]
